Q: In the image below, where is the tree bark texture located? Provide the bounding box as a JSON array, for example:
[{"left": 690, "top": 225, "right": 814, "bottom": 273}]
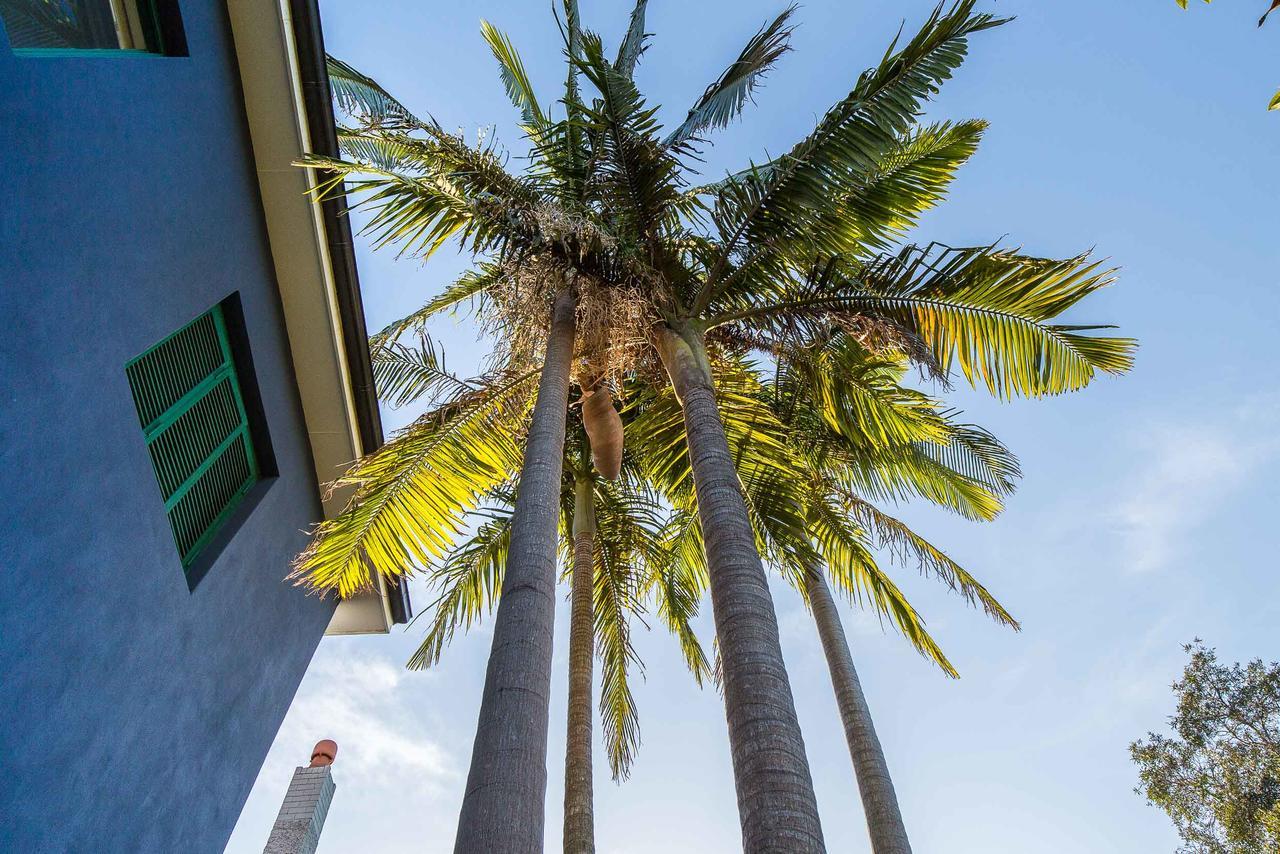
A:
[
  {"left": 654, "top": 322, "right": 826, "bottom": 853},
  {"left": 805, "top": 564, "right": 912, "bottom": 854},
  {"left": 563, "top": 478, "right": 597, "bottom": 854},
  {"left": 454, "top": 289, "right": 576, "bottom": 854}
]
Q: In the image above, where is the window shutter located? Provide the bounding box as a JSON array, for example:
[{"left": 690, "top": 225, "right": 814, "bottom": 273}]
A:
[{"left": 126, "top": 305, "right": 259, "bottom": 567}]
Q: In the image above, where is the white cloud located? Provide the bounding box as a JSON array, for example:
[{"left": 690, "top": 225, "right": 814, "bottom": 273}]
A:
[
  {"left": 225, "top": 644, "right": 458, "bottom": 853},
  {"left": 1115, "top": 397, "right": 1279, "bottom": 573},
  {"left": 274, "top": 651, "right": 454, "bottom": 788}
]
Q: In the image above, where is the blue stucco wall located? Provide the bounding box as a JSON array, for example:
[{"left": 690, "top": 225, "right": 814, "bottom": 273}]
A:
[{"left": 0, "top": 4, "right": 336, "bottom": 851}]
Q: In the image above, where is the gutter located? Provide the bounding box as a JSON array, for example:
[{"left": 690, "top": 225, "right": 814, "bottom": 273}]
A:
[{"left": 285, "top": 0, "right": 411, "bottom": 626}]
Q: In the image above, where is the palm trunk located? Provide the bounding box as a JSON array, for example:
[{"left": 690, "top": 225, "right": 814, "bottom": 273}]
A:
[
  {"left": 454, "top": 288, "right": 576, "bottom": 854},
  {"left": 563, "top": 476, "right": 596, "bottom": 854},
  {"left": 804, "top": 563, "right": 911, "bottom": 854},
  {"left": 654, "top": 322, "right": 826, "bottom": 853}
]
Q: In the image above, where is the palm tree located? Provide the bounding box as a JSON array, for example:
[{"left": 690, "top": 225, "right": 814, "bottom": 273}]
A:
[
  {"left": 629, "top": 337, "right": 1022, "bottom": 854},
  {"left": 367, "top": 332, "right": 1009, "bottom": 854},
  {"left": 769, "top": 337, "right": 1021, "bottom": 854},
  {"left": 353, "top": 335, "right": 704, "bottom": 854},
  {"left": 297, "top": 2, "right": 1134, "bottom": 848},
  {"left": 299, "top": 32, "right": 611, "bottom": 850},
  {"left": 568, "top": 6, "right": 1132, "bottom": 846}
]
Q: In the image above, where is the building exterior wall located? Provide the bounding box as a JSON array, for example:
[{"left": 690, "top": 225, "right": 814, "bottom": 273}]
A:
[{"left": 0, "top": 3, "right": 336, "bottom": 850}]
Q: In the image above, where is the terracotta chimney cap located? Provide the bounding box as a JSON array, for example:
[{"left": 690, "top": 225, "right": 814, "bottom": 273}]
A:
[{"left": 309, "top": 739, "right": 338, "bottom": 767}]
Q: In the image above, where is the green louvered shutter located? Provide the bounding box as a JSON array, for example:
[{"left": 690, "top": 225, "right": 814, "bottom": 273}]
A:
[{"left": 126, "top": 305, "right": 260, "bottom": 568}]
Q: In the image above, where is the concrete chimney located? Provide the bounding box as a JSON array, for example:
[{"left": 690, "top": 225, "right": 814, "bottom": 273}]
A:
[{"left": 263, "top": 741, "right": 338, "bottom": 854}]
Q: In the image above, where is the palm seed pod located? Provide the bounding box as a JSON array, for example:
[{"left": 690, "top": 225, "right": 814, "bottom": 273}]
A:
[{"left": 581, "top": 384, "right": 623, "bottom": 480}]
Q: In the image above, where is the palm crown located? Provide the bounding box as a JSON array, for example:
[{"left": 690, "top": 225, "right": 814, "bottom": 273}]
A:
[
  {"left": 293, "top": 2, "right": 1134, "bottom": 850},
  {"left": 296, "top": 0, "right": 1133, "bottom": 596}
]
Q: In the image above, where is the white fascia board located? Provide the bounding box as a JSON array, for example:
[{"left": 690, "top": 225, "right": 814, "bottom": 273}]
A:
[{"left": 226, "top": 0, "right": 393, "bottom": 635}]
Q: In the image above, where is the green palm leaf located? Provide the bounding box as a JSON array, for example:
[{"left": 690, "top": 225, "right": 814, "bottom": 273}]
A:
[
  {"left": 290, "top": 370, "right": 536, "bottom": 596},
  {"left": 663, "top": 5, "right": 796, "bottom": 148},
  {"left": 807, "top": 496, "right": 958, "bottom": 676},
  {"left": 614, "top": 0, "right": 650, "bottom": 79},
  {"left": 327, "top": 54, "right": 427, "bottom": 127},
  {"left": 847, "top": 497, "right": 1018, "bottom": 628},
  {"left": 371, "top": 336, "right": 474, "bottom": 409},
  {"left": 370, "top": 266, "right": 502, "bottom": 345},
  {"left": 704, "top": 0, "right": 1007, "bottom": 292},
  {"left": 407, "top": 500, "right": 513, "bottom": 670},
  {"left": 711, "top": 243, "right": 1136, "bottom": 399},
  {"left": 481, "top": 20, "right": 548, "bottom": 130},
  {"left": 576, "top": 31, "right": 685, "bottom": 239}
]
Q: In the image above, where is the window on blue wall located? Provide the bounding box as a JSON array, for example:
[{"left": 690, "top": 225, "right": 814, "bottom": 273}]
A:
[
  {"left": 0, "top": 0, "right": 185, "bottom": 54},
  {"left": 126, "top": 299, "right": 274, "bottom": 576}
]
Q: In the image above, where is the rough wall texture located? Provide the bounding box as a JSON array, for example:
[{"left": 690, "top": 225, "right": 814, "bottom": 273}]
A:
[{"left": 0, "top": 3, "right": 335, "bottom": 851}]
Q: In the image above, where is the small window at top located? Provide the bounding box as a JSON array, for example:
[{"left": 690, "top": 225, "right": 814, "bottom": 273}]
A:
[{"left": 1, "top": 0, "right": 184, "bottom": 54}]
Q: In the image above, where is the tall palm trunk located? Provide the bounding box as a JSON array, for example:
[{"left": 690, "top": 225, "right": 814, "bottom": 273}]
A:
[
  {"left": 654, "top": 322, "right": 826, "bottom": 853},
  {"left": 455, "top": 288, "right": 576, "bottom": 854},
  {"left": 804, "top": 563, "right": 912, "bottom": 854},
  {"left": 563, "top": 476, "right": 596, "bottom": 854}
]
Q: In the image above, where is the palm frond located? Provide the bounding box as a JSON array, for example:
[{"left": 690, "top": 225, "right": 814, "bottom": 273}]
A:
[
  {"left": 851, "top": 243, "right": 1137, "bottom": 398},
  {"left": 407, "top": 503, "right": 512, "bottom": 669},
  {"left": 663, "top": 5, "right": 796, "bottom": 148},
  {"left": 370, "top": 266, "right": 502, "bottom": 345},
  {"left": 327, "top": 54, "right": 428, "bottom": 128},
  {"left": 481, "top": 20, "right": 548, "bottom": 130},
  {"left": 336, "top": 127, "right": 433, "bottom": 172},
  {"left": 918, "top": 421, "right": 1020, "bottom": 497},
  {"left": 557, "top": 0, "right": 589, "bottom": 204},
  {"left": 793, "top": 118, "right": 987, "bottom": 258},
  {"left": 297, "top": 153, "right": 533, "bottom": 260},
  {"left": 848, "top": 497, "right": 1018, "bottom": 628},
  {"left": 371, "top": 336, "right": 474, "bottom": 409},
  {"left": 711, "top": 243, "right": 1136, "bottom": 399},
  {"left": 706, "top": 1, "right": 1003, "bottom": 268},
  {"left": 828, "top": 438, "right": 1007, "bottom": 522},
  {"left": 577, "top": 31, "right": 685, "bottom": 239},
  {"left": 592, "top": 481, "right": 660, "bottom": 780},
  {"left": 647, "top": 507, "right": 713, "bottom": 686},
  {"left": 290, "top": 370, "right": 537, "bottom": 596},
  {"left": 777, "top": 334, "right": 952, "bottom": 450},
  {"left": 808, "top": 497, "right": 957, "bottom": 676},
  {"left": 614, "top": 0, "right": 650, "bottom": 78},
  {"left": 701, "top": 0, "right": 1006, "bottom": 302}
]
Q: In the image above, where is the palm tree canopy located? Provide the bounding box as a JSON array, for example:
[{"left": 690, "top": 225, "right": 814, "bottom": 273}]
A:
[
  {"left": 301, "top": 0, "right": 1132, "bottom": 409},
  {"left": 293, "top": 0, "right": 1132, "bottom": 657},
  {"left": 292, "top": 0, "right": 1135, "bottom": 688}
]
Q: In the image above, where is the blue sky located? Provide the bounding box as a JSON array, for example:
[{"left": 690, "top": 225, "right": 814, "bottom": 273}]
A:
[{"left": 227, "top": 2, "right": 1280, "bottom": 851}]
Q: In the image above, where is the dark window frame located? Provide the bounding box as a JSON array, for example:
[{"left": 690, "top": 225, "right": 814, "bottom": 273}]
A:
[{"left": 0, "top": 0, "right": 187, "bottom": 56}]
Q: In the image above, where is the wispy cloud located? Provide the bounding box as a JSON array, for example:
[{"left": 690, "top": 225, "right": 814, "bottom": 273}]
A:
[
  {"left": 1115, "top": 396, "right": 1280, "bottom": 573},
  {"left": 226, "top": 644, "right": 458, "bottom": 853},
  {"left": 270, "top": 649, "right": 455, "bottom": 788}
]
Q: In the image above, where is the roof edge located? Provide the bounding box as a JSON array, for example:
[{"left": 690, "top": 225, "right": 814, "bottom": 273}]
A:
[{"left": 286, "top": 0, "right": 410, "bottom": 626}]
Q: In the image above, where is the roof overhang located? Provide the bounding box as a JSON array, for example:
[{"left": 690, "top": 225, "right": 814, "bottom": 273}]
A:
[{"left": 225, "top": 0, "right": 409, "bottom": 633}]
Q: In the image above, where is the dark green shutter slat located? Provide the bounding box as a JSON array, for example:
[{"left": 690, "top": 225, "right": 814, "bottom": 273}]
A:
[
  {"left": 149, "top": 379, "right": 241, "bottom": 497},
  {"left": 170, "top": 433, "right": 255, "bottom": 560},
  {"left": 125, "top": 311, "right": 225, "bottom": 428},
  {"left": 126, "top": 305, "right": 260, "bottom": 569}
]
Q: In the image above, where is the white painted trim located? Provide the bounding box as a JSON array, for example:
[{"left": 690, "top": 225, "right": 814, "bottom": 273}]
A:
[{"left": 226, "top": 0, "right": 393, "bottom": 634}]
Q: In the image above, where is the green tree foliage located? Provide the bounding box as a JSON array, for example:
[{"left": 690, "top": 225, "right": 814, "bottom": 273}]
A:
[
  {"left": 295, "top": 4, "right": 1134, "bottom": 847},
  {"left": 1131, "top": 642, "right": 1280, "bottom": 853}
]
